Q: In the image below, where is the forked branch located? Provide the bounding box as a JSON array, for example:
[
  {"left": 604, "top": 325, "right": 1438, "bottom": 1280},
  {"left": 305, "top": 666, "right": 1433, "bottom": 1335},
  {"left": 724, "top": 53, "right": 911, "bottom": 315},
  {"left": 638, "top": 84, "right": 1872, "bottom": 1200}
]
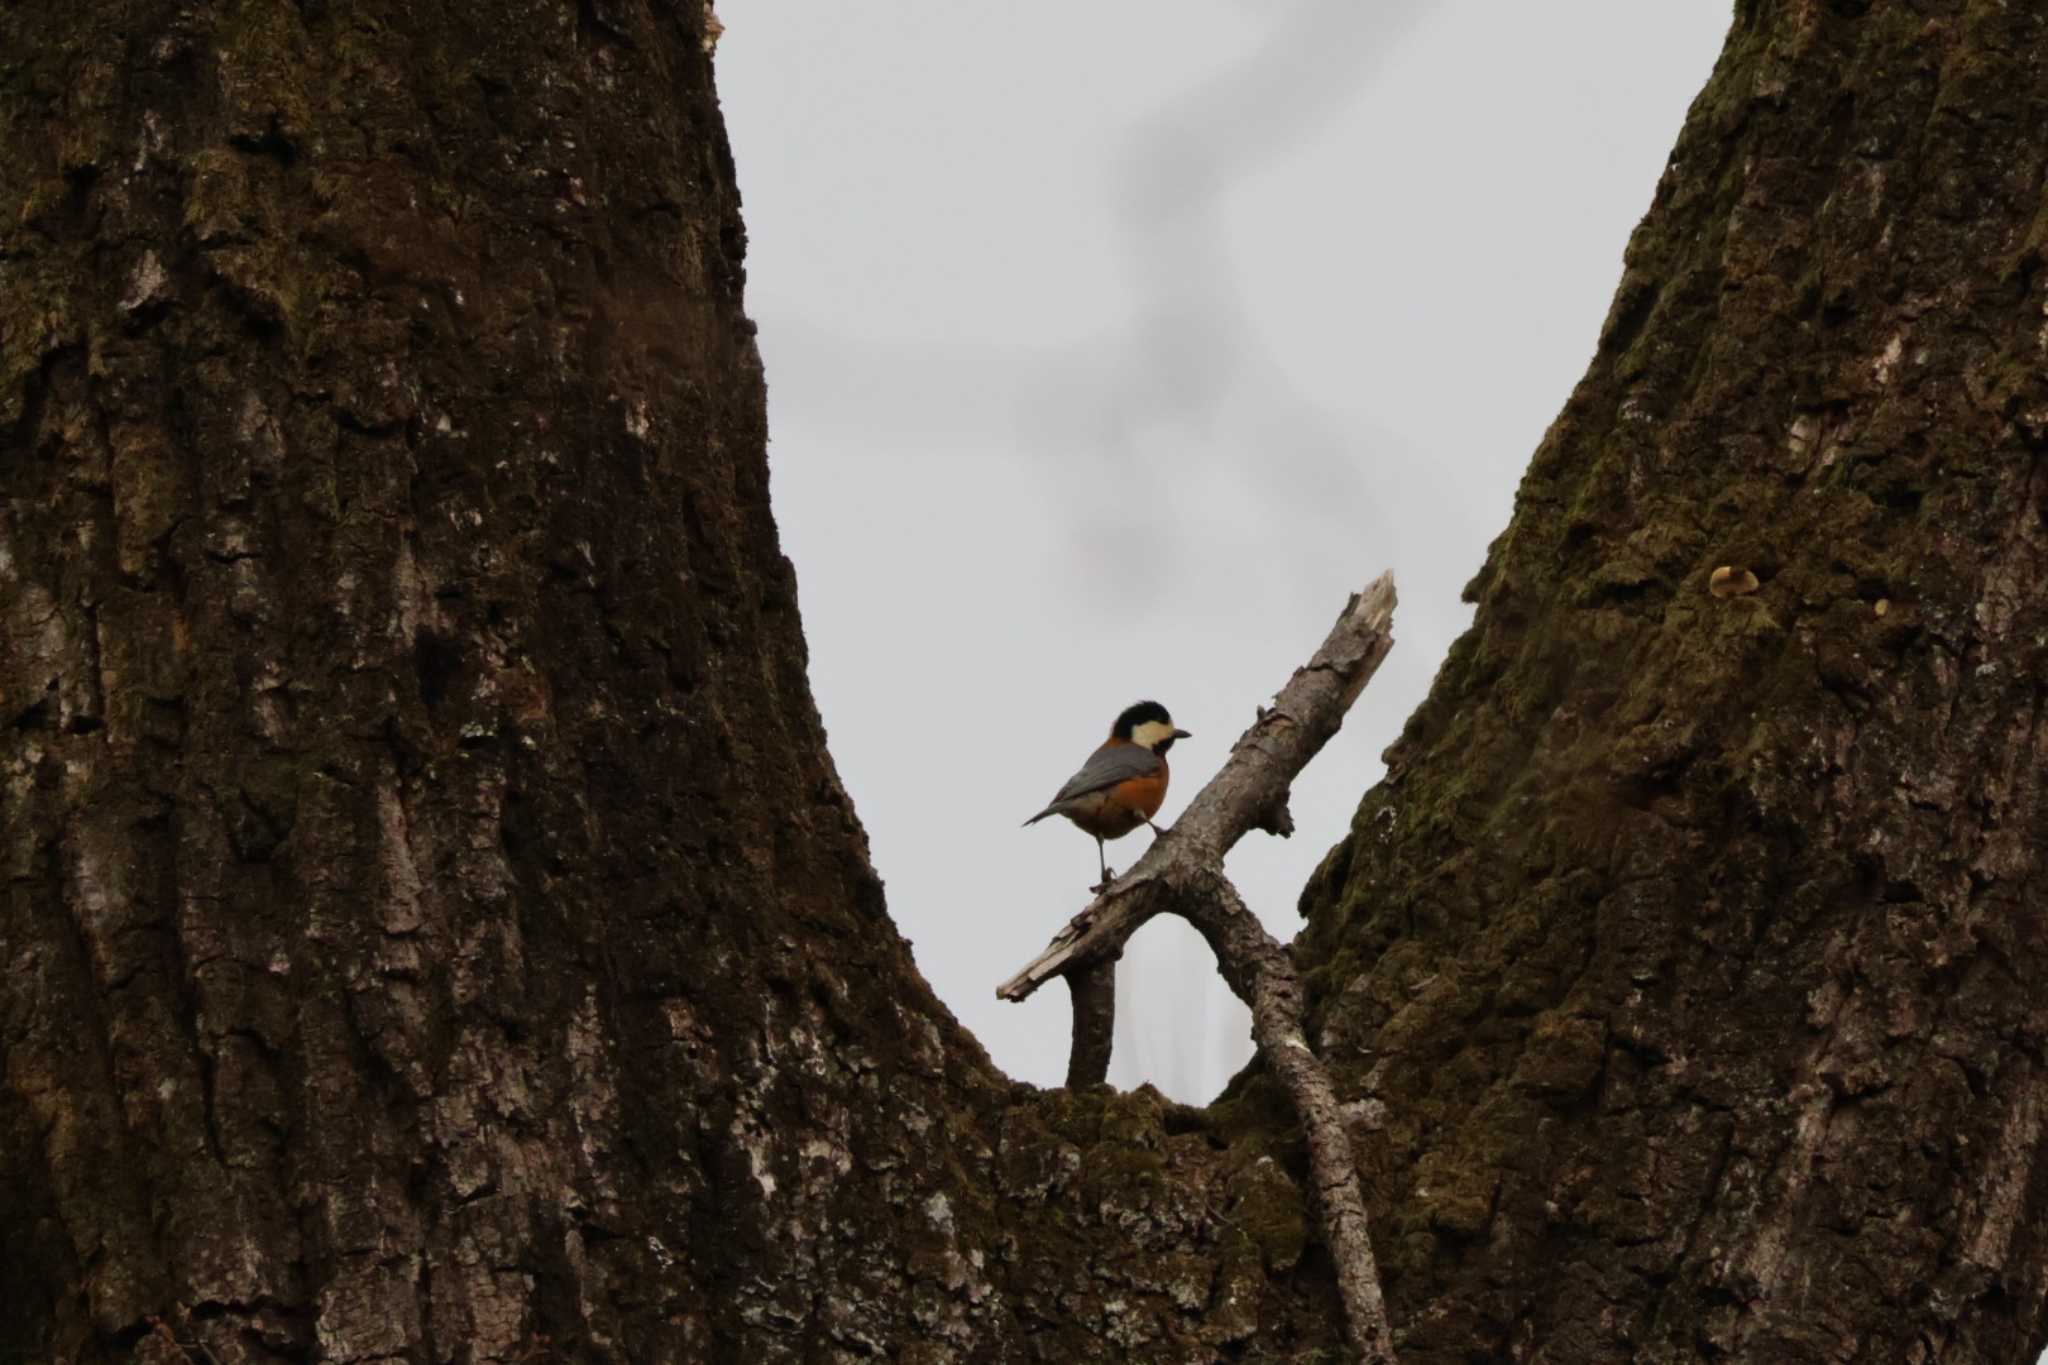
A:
[
  {"left": 996, "top": 574, "right": 1397, "bottom": 1003},
  {"left": 995, "top": 572, "right": 1399, "bottom": 1363}
]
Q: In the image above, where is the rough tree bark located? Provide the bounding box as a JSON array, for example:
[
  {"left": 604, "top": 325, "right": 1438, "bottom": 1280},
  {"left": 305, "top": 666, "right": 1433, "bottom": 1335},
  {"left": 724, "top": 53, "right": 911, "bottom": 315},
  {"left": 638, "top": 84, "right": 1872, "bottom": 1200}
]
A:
[
  {"left": 1287, "top": 4, "right": 2048, "bottom": 1360},
  {"left": 0, "top": 3, "right": 1346, "bottom": 1361},
  {"left": 4, "top": 3, "right": 2048, "bottom": 1365}
]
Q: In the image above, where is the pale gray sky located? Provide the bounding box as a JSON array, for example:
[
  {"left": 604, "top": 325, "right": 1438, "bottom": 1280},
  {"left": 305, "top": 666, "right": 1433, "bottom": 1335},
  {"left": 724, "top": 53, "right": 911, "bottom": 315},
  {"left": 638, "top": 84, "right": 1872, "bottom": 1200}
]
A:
[{"left": 719, "top": 2, "right": 1730, "bottom": 1100}]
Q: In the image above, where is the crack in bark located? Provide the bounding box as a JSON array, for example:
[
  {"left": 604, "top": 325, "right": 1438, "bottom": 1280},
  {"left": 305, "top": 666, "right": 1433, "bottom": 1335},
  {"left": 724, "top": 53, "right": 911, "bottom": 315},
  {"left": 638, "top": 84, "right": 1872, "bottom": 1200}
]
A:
[{"left": 997, "top": 572, "right": 1400, "bottom": 1363}]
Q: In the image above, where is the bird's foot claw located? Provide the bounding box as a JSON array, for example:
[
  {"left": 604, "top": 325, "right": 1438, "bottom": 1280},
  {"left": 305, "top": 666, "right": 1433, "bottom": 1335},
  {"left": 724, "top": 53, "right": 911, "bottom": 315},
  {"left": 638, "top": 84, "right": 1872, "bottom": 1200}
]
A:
[{"left": 1089, "top": 870, "right": 1116, "bottom": 896}]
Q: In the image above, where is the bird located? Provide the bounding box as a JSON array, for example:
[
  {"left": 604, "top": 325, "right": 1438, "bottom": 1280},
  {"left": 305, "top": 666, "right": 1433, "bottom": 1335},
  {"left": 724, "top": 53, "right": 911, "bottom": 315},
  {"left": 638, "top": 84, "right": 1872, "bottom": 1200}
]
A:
[{"left": 1023, "top": 700, "right": 1192, "bottom": 892}]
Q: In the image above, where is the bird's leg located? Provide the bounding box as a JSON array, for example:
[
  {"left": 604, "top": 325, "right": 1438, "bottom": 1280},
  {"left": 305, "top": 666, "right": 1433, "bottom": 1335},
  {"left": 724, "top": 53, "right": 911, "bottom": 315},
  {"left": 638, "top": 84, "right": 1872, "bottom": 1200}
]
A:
[
  {"left": 1090, "top": 837, "right": 1114, "bottom": 895},
  {"left": 1145, "top": 817, "right": 1169, "bottom": 837}
]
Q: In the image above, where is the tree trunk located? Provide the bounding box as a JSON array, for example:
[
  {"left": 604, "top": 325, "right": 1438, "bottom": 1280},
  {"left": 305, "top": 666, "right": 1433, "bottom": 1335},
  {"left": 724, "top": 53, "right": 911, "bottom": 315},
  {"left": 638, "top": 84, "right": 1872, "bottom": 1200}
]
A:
[
  {"left": 1292, "top": 3, "right": 2048, "bottom": 1360},
  {"left": 4, "top": 3, "right": 2046, "bottom": 1364},
  {"left": 0, "top": 3, "right": 1342, "bottom": 1361}
]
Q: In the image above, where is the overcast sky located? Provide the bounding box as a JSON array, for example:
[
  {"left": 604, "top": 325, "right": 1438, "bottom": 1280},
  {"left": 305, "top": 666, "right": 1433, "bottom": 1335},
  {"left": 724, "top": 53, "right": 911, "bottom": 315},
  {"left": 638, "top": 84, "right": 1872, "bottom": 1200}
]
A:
[{"left": 718, "top": 2, "right": 1732, "bottom": 1101}]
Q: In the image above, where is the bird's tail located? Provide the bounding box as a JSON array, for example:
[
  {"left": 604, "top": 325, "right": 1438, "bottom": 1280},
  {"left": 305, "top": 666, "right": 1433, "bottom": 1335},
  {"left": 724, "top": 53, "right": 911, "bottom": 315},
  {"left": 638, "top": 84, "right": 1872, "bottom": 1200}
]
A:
[{"left": 1021, "top": 804, "right": 1061, "bottom": 827}]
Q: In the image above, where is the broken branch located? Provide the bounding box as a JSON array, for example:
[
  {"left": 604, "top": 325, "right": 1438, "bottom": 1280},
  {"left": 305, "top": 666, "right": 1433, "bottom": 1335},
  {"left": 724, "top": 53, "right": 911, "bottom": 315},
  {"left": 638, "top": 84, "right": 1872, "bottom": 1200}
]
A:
[
  {"left": 996, "top": 573, "right": 1397, "bottom": 1004},
  {"left": 995, "top": 571, "right": 1400, "bottom": 1363}
]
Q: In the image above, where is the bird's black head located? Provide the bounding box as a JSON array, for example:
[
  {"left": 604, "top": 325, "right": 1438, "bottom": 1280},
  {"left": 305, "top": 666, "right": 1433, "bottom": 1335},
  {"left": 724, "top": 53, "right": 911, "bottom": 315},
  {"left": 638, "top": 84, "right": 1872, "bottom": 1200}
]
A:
[{"left": 1113, "top": 700, "right": 1191, "bottom": 754}]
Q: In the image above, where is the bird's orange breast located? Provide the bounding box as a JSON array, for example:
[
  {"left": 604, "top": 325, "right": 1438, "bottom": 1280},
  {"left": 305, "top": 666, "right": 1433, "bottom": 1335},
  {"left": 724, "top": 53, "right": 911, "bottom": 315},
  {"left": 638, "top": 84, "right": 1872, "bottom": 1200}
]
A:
[
  {"left": 1056, "top": 762, "right": 1170, "bottom": 840},
  {"left": 1110, "top": 769, "right": 1168, "bottom": 819}
]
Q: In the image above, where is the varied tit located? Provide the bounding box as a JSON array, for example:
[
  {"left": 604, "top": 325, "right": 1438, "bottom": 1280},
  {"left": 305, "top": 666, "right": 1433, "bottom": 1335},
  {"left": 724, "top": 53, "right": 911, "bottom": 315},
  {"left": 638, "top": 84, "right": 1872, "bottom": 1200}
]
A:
[{"left": 1023, "top": 700, "right": 1192, "bottom": 891}]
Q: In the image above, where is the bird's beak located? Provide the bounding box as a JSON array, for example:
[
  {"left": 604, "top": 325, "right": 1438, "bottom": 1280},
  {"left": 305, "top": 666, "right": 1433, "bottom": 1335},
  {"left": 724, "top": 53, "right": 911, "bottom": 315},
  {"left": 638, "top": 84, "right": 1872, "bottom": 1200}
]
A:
[{"left": 1173, "top": 728, "right": 1192, "bottom": 739}]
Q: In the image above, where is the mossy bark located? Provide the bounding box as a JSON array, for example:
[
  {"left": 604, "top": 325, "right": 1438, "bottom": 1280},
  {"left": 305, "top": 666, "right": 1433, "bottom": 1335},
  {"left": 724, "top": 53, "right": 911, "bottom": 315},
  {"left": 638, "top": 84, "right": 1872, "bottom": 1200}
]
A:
[
  {"left": 1294, "top": 3, "right": 2048, "bottom": 1360},
  {"left": 7, "top": 0, "right": 2048, "bottom": 1362}
]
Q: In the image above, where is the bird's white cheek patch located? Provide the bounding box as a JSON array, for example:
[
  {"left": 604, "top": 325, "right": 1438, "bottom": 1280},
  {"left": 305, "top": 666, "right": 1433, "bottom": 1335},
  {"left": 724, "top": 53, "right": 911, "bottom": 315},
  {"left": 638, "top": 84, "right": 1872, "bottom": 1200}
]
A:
[{"left": 1129, "top": 719, "right": 1176, "bottom": 749}]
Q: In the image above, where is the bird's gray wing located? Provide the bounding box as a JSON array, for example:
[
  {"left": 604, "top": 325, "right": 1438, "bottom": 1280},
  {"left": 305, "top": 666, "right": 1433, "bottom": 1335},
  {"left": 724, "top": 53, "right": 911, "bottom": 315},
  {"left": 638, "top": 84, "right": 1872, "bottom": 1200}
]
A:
[{"left": 1024, "top": 743, "right": 1163, "bottom": 823}]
